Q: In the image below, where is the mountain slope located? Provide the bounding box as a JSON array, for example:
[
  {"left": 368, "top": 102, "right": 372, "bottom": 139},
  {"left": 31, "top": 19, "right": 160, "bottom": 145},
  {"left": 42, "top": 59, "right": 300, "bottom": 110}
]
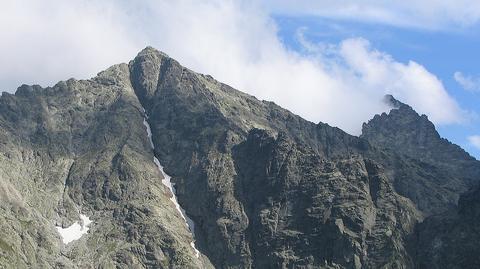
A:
[
  {"left": 0, "top": 64, "right": 213, "bottom": 268},
  {"left": 130, "top": 47, "right": 417, "bottom": 267},
  {"left": 0, "top": 47, "right": 479, "bottom": 268},
  {"left": 128, "top": 47, "right": 480, "bottom": 268}
]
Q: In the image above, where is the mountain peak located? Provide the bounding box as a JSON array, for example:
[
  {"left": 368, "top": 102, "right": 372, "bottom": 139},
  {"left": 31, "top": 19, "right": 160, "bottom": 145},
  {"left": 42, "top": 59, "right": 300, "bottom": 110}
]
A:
[
  {"left": 362, "top": 95, "right": 479, "bottom": 214},
  {"left": 136, "top": 46, "right": 170, "bottom": 59},
  {"left": 383, "top": 94, "right": 407, "bottom": 109},
  {"left": 362, "top": 96, "right": 467, "bottom": 160}
]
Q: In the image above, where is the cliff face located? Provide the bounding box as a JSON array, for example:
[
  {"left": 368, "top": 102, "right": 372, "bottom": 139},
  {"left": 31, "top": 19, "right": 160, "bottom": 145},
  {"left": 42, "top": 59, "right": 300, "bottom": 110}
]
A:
[
  {"left": 0, "top": 47, "right": 479, "bottom": 268},
  {"left": 411, "top": 183, "right": 480, "bottom": 269},
  {"left": 361, "top": 95, "right": 480, "bottom": 216},
  {"left": 230, "top": 130, "right": 420, "bottom": 268}
]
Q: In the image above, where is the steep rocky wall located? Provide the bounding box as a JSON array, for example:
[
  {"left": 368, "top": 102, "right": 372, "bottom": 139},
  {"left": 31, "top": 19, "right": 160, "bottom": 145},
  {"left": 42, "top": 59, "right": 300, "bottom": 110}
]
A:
[
  {"left": 129, "top": 48, "right": 480, "bottom": 268},
  {"left": 411, "top": 183, "right": 480, "bottom": 269},
  {"left": 361, "top": 95, "right": 480, "bottom": 215},
  {"left": 129, "top": 47, "right": 480, "bottom": 268}
]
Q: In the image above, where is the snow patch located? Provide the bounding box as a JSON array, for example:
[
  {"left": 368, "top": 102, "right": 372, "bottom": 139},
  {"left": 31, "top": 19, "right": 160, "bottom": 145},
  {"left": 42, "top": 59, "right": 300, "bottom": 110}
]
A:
[
  {"left": 56, "top": 214, "right": 92, "bottom": 244},
  {"left": 142, "top": 111, "right": 201, "bottom": 258}
]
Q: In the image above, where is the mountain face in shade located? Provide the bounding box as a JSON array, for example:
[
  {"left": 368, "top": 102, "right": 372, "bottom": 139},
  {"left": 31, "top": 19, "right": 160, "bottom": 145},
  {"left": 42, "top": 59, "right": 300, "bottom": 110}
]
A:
[
  {"left": 361, "top": 95, "right": 480, "bottom": 215},
  {"left": 0, "top": 47, "right": 479, "bottom": 268},
  {"left": 412, "top": 183, "right": 480, "bottom": 269}
]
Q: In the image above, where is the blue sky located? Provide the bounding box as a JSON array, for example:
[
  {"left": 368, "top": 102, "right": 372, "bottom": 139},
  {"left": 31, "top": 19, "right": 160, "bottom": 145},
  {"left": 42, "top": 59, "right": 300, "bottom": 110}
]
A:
[
  {"left": 273, "top": 15, "right": 480, "bottom": 158},
  {"left": 1, "top": 0, "right": 479, "bottom": 158}
]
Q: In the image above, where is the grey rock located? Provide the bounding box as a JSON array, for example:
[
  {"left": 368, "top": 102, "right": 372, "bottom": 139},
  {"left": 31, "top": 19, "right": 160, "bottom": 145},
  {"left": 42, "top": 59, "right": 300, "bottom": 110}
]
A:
[
  {"left": 0, "top": 63, "right": 213, "bottom": 268},
  {"left": 411, "top": 184, "right": 480, "bottom": 269},
  {"left": 361, "top": 95, "right": 480, "bottom": 215},
  {"left": 1, "top": 47, "right": 479, "bottom": 269}
]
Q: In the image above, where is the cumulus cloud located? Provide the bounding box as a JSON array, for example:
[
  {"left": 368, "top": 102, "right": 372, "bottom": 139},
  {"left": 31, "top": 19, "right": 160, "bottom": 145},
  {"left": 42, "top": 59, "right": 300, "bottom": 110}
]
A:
[
  {"left": 0, "top": 0, "right": 467, "bottom": 134},
  {"left": 262, "top": 0, "right": 480, "bottom": 30},
  {"left": 454, "top": 72, "right": 480, "bottom": 92},
  {"left": 335, "top": 38, "right": 465, "bottom": 125},
  {"left": 468, "top": 135, "right": 480, "bottom": 149}
]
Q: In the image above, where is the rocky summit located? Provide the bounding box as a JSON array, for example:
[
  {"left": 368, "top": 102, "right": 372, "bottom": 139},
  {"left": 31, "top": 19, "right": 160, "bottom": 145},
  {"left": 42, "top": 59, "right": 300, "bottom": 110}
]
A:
[{"left": 0, "top": 47, "right": 479, "bottom": 269}]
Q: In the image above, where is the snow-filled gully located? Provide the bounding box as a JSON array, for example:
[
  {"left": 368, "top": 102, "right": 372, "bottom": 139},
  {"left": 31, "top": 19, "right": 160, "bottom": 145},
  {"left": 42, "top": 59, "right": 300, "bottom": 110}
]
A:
[{"left": 142, "top": 110, "right": 201, "bottom": 258}]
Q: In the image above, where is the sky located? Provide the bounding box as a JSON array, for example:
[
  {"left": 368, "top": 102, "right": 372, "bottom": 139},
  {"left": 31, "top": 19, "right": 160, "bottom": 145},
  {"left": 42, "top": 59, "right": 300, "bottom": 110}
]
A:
[{"left": 0, "top": 0, "right": 479, "bottom": 158}]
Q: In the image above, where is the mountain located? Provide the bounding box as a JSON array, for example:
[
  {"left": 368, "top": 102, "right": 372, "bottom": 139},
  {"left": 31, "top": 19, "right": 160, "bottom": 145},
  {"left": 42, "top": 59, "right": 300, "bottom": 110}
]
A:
[
  {"left": 362, "top": 95, "right": 480, "bottom": 215},
  {"left": 0, "top": 47, "right": 479, "bottom": 268}
]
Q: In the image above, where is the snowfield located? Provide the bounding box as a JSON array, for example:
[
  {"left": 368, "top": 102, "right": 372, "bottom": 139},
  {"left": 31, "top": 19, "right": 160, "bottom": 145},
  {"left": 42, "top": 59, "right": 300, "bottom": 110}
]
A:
[{"left": 56, "top": 214, "right": 92, "bottom": 244}]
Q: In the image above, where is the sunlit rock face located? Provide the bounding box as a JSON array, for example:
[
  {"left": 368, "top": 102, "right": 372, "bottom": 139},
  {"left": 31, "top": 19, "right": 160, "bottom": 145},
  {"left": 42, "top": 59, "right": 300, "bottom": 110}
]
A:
[
  {"left": 0, "top": 47, "right": 479, "bottom": 268},
  {"left": 0, "top": 60, "right": 213, "bottom": 268}
]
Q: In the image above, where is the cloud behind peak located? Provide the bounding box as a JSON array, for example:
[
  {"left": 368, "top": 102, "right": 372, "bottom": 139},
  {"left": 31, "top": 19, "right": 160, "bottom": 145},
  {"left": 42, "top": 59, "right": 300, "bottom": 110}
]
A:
[{"left": 0, "top": 0, "right": 468, "bottom": 134}]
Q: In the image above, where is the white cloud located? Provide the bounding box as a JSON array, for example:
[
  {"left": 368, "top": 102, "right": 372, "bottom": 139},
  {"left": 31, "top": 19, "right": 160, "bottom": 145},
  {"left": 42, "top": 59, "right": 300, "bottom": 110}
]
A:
[
  {"left": 261, "top": 0, "right": 480, "bottom": 30},
  {"left": 468, "top": 135, "right": 480, "bottom": 149},
  {"left": 454, "top": 72, "right": 480, "bottom": 92},
  {"left": 0, "top": 0, "right": 467, "bottom": 134},
  {"left": 0, "top": 0, "right": 143, "bottom": 92},
  {"left": 335, "top": 38, "right": 465, "bottom": 125}
]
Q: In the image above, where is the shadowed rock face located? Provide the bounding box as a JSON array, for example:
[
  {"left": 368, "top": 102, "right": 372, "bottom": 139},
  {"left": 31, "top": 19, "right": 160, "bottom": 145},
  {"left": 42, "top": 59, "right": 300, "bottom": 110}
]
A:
[
  {"left": 0, "top": 47, "right": 479, "bottom": 268},
  {"left": 411, "top": 184, "right": 480, "bottom": 269},
  {"left": 230, "top": 129, "right": 419, "bottom": 268},
  {"left": 361, "top": 95, "right": 480, "bottom": 215}
]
